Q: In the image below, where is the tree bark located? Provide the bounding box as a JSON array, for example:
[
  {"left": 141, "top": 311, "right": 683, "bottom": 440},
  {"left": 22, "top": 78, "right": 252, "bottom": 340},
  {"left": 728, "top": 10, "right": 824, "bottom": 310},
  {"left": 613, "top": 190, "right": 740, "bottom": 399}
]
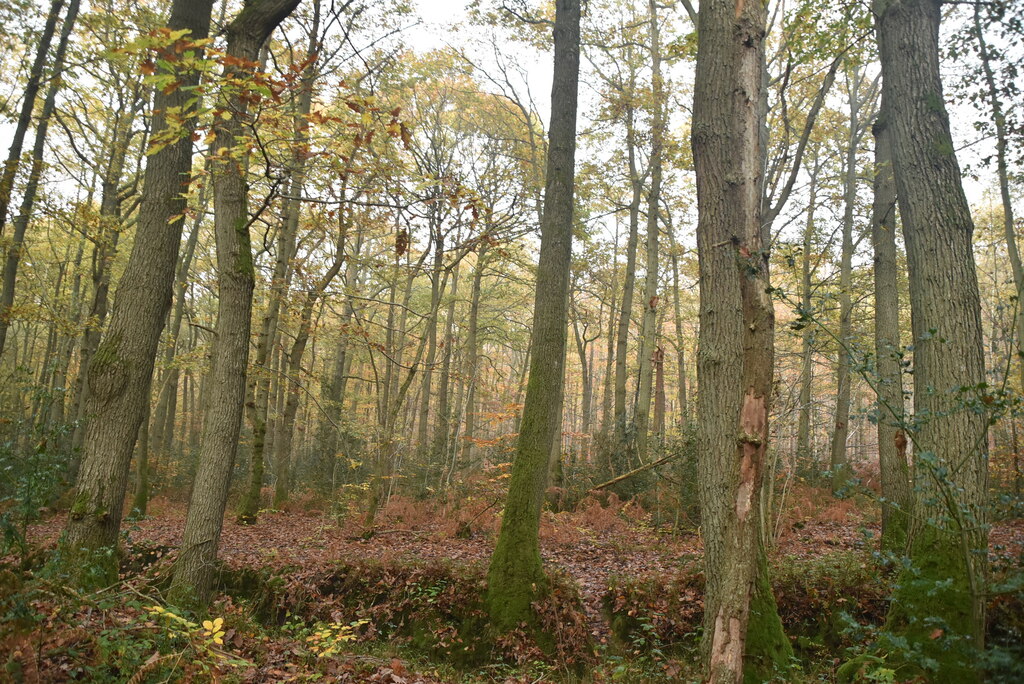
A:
[
  {"left": 692, "top": 0, "right": 791, "bottom": 680},
  {"left": 169, "top": 0, "right": 301, "bottom": 608},
  {"left": 57, "top": 0, "right": 215, "bottom": 585},
  {"left": 486, "top": 0, "right": 579, "bottom": 632},
  {"left": 875, "top": 0, "right": 990, "bottom": 675},
  {"left": 633, "top": 0, "right": 664, "bottom": 463},
  {"left": 871, "top": 109, "right": 912, "bottom": 555}
]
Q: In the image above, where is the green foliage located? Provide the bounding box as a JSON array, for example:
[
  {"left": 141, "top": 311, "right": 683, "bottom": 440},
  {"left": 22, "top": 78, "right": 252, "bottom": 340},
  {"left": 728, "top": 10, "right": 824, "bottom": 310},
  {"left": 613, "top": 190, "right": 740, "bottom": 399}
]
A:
[{"left": 0, "top": 424, "right": 73, "bottom": 562}]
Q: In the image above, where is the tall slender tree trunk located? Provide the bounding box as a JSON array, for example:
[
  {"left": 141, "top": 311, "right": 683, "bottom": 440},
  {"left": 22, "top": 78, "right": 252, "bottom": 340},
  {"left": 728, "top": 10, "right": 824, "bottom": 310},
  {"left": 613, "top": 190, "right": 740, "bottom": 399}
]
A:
[
  {"left": 237, "top": 9, "right": 319, "bottom": 521},
  {"left": 0, "top": 0, "right": 64, "bottom": 235},
  {"left": 797, "top": 154, "right": 821, "bottom": 474},
  {"left": 151, "top": 186, "right": 207, "bottom": 480},
  {"left": 874, "top": 0, "right": 989, "bottom": 676},
  {"left": 871, "top": 108, "right": 912, "bottom": 554},
  {"left": 485, "top": 0, "right": 579, "bottom": 632},
  {"left": 974, "top": 6, "right": 1024, "bottom": 393},
  {"left": 599, "top": 222, "right": 619, "bottom": 442},
  {"left": 0, "top": 0, "right": 81, "bottom": 357},
  {"left": 634, "top": 0, "right": 664, "bottom": 463},
  {"left": 416, "top": 229, "right": 444, "bottom": 453},
  {"left": 272, "top": 236, "right": 344, "bottom": 508},
  {"left": 57, "top": 0, "right": 216, "bottom": 585},
  {"left": 431, "top": 264, "right": 460, "bottom": 483},
  {"left": 169, "top": 0, "right": 300, "bottom": 608},
  {"left": 692, "top": 0, "right": 791, "bottom": 680},
  {"left": 830, "top": 69, "right": 870, "bottom": 494},
  {"left": 611, "top": 104, "right": 643, "bottom": 474},
  {"left": 668, "top": 221, "right": 687, "bottom": 430},
  {"left": 459, "top": 245, "right": 487, "bottom": 468}
]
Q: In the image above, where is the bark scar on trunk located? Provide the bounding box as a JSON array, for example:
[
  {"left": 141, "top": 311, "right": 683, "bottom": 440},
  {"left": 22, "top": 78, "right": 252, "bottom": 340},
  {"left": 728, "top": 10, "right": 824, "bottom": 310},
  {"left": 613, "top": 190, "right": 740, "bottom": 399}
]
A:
[
  {"left": 737, "top": 389, "right": 765, "bottom": 522},
  {"left": 710, "top": 609, "right": 744, "bottom": 678}
]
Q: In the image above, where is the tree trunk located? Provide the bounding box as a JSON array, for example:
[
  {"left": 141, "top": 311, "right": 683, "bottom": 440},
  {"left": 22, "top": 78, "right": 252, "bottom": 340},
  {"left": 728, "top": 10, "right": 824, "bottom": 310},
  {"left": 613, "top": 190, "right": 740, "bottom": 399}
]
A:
[
  {"left": 57, "top": 0, "right": 215, "bottom": 585},
  {"left": 151, "top": 188, "right": 207, "bottom": 481},
  {"left": 459, "top": 245, "right": 487, "bottom": 468},
  {"left": 633, "top": 0, "right": 664, "bottom": 463},
  {"left": 0, "top": 0, "right": 64, "bottom": 235},
  {"left": 973, "top": 6, "right": 1024, "bottom": 394},
  {"left": 416, "top": 230, "right": 444, "bottom": 453},
  {"left": 871, "top": 109, "right": 912, "bottom": 554},
  {"left": 0, "top": 0, "right": 81, "bottom": 357},
  {"left": 272, "top": 235, "right": 344, "bottom": 508},
  {"left": 169, "top": 0, "right": 300, "bottom": 608},
  {"left": 829, "top": 69, "right": 871, "bottom": 494},
  {"left": 237, "top": 9, "right": 319, "bottom": 521},
  {"left": 668, "top": 224, "right": 687, "bottom": 430},
  {"left": 430, "top": 264, "right": 460, "bottom": 484},
  {"left": 692, "top": 0, "right": 791, "bottom": 680},
  {"left": 874, "top": 0, "right": 989, "bottom": 676},
  {"left": 131, "top": 403, "right": 151, "bottom": 516},
  {"left": 797, "top": 153, "right": 821, "bottom": 475},
  {"left": 610, "top": 103, "right": 643, "bottom": 474},
  {"left": 485, "top": 0, "right": 579, "bottom": 632}
]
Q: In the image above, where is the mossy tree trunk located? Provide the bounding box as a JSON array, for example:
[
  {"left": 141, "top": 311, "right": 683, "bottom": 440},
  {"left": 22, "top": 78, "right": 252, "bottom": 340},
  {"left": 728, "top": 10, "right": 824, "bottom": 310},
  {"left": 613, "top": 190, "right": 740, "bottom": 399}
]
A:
[
  {"left": 57, "top": 0, "right": 215, "bottom": 586},
  {"left": 692, "top": 0, "right": 791, "bottom": 681},
  {"left": 168, "top": 0, "right": 301, "bottom": 609},
  {"left": 876, "top": 0, "right": 989, "bottom": 677},
  {"left": 486, "top": 0, "right": 580, "bottom": 632}
]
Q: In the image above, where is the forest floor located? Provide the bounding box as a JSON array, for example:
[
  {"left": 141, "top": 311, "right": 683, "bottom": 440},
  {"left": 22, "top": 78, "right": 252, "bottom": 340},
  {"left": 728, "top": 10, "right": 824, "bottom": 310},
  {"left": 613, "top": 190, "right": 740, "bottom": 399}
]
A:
[{"left": 5, "top": 489, "right": 1024, "bottom": 682}]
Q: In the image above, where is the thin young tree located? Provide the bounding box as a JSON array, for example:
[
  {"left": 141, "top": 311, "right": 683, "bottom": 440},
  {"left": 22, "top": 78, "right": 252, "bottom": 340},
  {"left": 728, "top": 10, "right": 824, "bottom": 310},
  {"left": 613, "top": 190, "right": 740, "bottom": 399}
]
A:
[{"left": 870, "top": 106, "right": 912, "bottom": 554}]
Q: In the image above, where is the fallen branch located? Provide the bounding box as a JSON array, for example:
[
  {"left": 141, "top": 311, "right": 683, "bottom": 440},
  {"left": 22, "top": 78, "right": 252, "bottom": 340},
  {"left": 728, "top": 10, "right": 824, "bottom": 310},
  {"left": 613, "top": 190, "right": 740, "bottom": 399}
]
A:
[{"left": 589, "top": 452, "right": 680, "bottom": 492}]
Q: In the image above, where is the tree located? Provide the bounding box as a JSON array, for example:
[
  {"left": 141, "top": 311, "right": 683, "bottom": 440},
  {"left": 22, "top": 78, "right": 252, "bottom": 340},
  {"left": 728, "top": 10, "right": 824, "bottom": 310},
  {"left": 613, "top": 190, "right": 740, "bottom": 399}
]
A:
[
  {"left": 870, "top": 105, "right": 912, "bottom": 554},
  {"left": 829, "top": 66, "right": 877, "bottom": 494},
  {"left": 0, "top": 0, "right": 82, "bottom": 357},
  {"left": 169, "top": 0, "right": 302, "bottom": 609},
  {"left": 874, "top": 0, "right": 990, "bottom": 677},
  {"left": 57, "top": 0, "right": 216, "bottom": 585},
  {"left": 485, "top": 0, "right": 580, "bottom": 631},
  {"left": 632, "top": 0, "right": 665, "bottom": 462},
  {"left": 0, "top": 0, "right": 65, "bottom": 236},
  {"left": 692, "top": 0, "right": 792, "bottom": 680}
]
